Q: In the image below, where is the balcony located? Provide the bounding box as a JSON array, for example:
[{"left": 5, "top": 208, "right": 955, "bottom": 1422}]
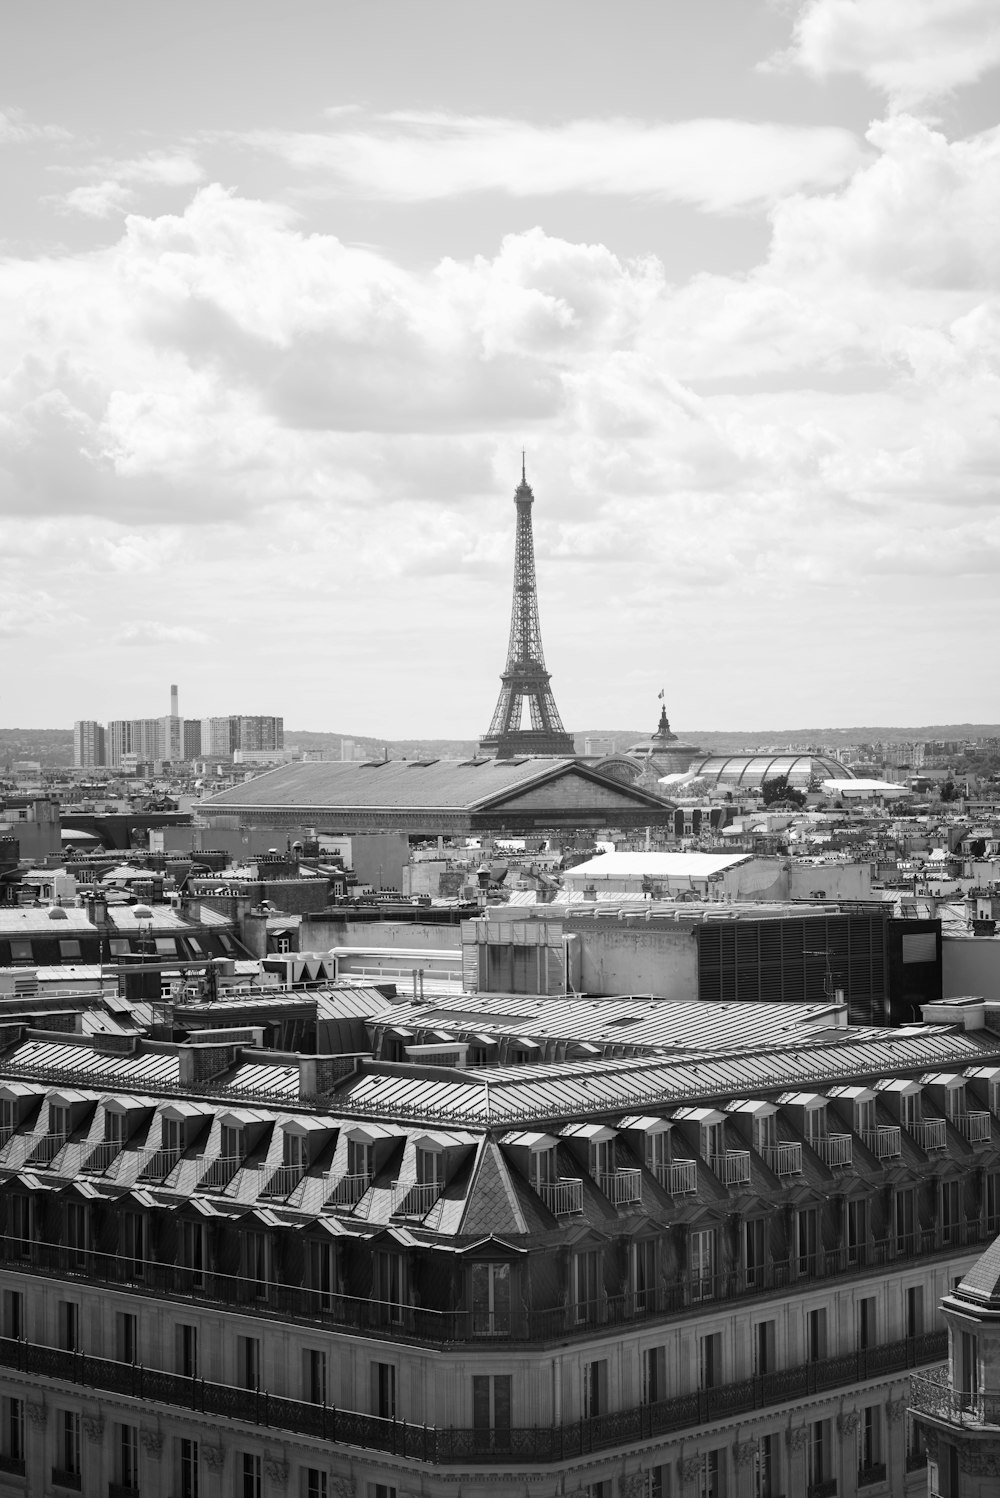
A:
[
  {"left": 806, "top": 1483, "right": 837, "bottom": 1498},
  {"left": 598, "top": 1168, "right": 642, "bottom": 1205},
  {"left": 260, "top": 1163, "right": 306, "bottom": 1198},
  {"left": 958, "top": 1111, "right": 992, "bottom": 1144},
  {"left": 52, "top": 1469, "right": 82, "bottom": 1491},
  {"left": 197, "top": 1154, "right": 243, "bottom": 1191},
  {"left": 82, "top": 1140, "right": 124, "bottom": 1173},
  {"left": 0, "top": 1455, "right": 24, "bottom": 1476},
  {"left": 0, "top": 1326, "right": 947, "bottom": 1467},
  {"left": 108, "top": 1485, "right": 140, "bottom": 1498},
  {"left": 710, "top": 1150, "right": 751, "bottom": 1187},
  {"left": 137, "top": 1146, "right": 181, "bottom": 1181},
  {"left": 537, "top": 1178, "right": 584, "bottom": 1215},
  {"left": 811, "top": 1134, "right": 853, "bottom": 1168},
  {"left": 862, "top": 1127, "right": 901, "bottom": 1159},
  {"left": 391, "top": 1181, "right": 441, "bottom": 1217},
  {"left": 27, "top": 1132, "right": 69, "bottom": 1167},
  {"left": 760, "top": 1142, "right": 803, "bottom": 1177},
  {"left": 908, "top": 1119, "right": 947, "bottom": 1152},
  {"left": 857, "top": 1464, "right": 886, "bottom": 1487},
  {"left": 325, "top": 1172, "right": 372, "bottom": 1208},
  {"left": 910, "top": 1365, "right": 1000, "bottom": 1427},
  {"left": 653, "top": 1159, "right": 698, "bottom": 1196}
]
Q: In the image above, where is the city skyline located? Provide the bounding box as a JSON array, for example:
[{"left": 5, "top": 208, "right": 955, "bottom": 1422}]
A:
[{"left": 1, "top": 1, "right": 998, "bottom": 735}]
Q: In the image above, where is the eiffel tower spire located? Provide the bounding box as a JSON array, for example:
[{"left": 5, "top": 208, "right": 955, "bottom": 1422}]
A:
[{"left": 479, "top": 464, "right": 575, "bottom": 759}]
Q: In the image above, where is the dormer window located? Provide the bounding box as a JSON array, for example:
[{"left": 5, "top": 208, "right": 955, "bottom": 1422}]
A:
[
  {"left": 701, "top": 1121, "right": 725, "bottom": 1161},
  {"left": 416, "top": 1146, "right": 442, "bottom": 1189},
  {"left": 753, "top": 1114, "right": 776, "bottom": 1153},
  {"left": 944, "top": 1084, "right": 967, "bottom": 1123},
  {"left": 283, "top": 1131, "right": 307, "bottom": 1172},
  {"left": 221, "top": 1123, "right": 245, "bottom": 1163},
  {"left": 804, "top": 1105, "right": 828, "bottom": 1146},
  {"left": 857, "top": 1097, "right": 876, "bottom": 1135},
  {"left": 348, "top": 1138, "right": 373, "bottom": 1182},
  {"left": 901, "top": 1091, "right": 921, "bottom": 1130},
  {"left": 529, "top": 1148, "right": 557, "bottom": 1190},
  {"left": 49, "top": 1104, "right": 71, "bottom": 1139},
  {"left": 589, "top": 1138, "right": 615, "bottom": 1180},
  {"left": 646, "top": 1131, "right": 670, "bottom": 1173}
]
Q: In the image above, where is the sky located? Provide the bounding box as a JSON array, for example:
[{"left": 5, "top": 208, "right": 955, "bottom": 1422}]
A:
[{"left": 1, "top": 0, "right": 999, "bottom": 738}]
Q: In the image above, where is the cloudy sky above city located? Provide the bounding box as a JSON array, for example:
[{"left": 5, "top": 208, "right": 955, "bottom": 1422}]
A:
[{"left": 2, "top": 0, "right": 999, "bottom": 738}]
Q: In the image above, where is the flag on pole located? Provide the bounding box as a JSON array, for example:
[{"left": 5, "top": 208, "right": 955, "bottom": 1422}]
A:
[{"left": 658, "top": 688, "right": 665, "bottom": 700}]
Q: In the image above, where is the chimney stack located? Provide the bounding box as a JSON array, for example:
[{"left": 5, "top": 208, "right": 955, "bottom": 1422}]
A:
[{"left": 170, "top": 683, "right": 179, "bottom": 717}]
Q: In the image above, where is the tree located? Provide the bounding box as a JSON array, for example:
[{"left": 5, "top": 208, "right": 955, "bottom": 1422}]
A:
[
  {"left": 939, "top": 780, "right": 959, "bottom": 803},
  {"left": 761, "top": 775, "right": 806, "bottom": 808}
]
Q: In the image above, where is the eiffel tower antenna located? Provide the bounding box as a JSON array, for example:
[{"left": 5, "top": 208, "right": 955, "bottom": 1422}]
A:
[{"left": 478, "top": 462, "right": 575, "bottom": 760}]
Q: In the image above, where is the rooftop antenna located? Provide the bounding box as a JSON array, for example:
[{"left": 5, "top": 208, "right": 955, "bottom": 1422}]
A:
[{"left": 521, "top": 449, "right": 526, "bottom": 485}]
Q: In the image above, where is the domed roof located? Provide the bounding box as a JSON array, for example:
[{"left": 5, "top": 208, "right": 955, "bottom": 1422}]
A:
[
  {"left": 685, "top": 753, "right": 855, "bottom": 790},
  {"left": 47, "top": 905, "right": 69, "bottom": 920}
]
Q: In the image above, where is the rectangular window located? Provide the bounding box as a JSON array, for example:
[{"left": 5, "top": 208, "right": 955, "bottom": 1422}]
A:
[
  {"left": 754, "top": 1319, "right": 775, "bottom": 1377},
  {"left": 177, "top": 1323, "right": 198, "bottom": 1379},
  {"left": 4, "top": 1397, "right": 24, "bottom": 1464},
  {"left": 631, "top": 1238, "right": 657, "bottom": 1310},
  {"left": 642, "top": 1345, "right": 666, "bottom": 1405},
  {"left": 941, "top": 1179, "right": 961, "bottom": 1244},
  {"left": 583, "top": 1358, "right": 607, "bottom": 1419},
  {"left": 754, "top": 1433, "right": 776, "bottom": 1498},
  {"left": 242, "top": 1232, "right": 270, "bottom": 1299},
  {"left": 470, "top": 1261, "right": 511, "bottom": 1335},
  {"left": 179, "top": 1437, "right": 199, "bottom": 1498},
  {"left": 372, "top": 1251, "right": 404, "bottom": 1325},
  {"left": 690, "top": 1228, "right": 716, "bottom": 1301},
  {"left": 241, "top": 1452, "right": 262, "bottom": 1498},
  {"left": 371, "top": 1362, "right": 396, "bottom": 1420},
  {"left": 699, "top": 1331, "right": 722, "bottom": 1391},
  {"left": 961, "top": 1330, "right": 979, "bottom": 1402},
  {"left": 906, "top": 1285, "right": 924, "bottom": 1339},
  {"left": 807, "top": 1420, "right": 829, "bottom": 1487},
  {"left": 797, "top": 1207, "right": 818, "bottom": 1274},
  {"left": 858, "top": 1295, "right": 877, "bottom": 1350},
  {"left": 415, "top": 1147, "right": 442, "bottom": 1187},
  {"left": 65, "top": 1201, "right": 89, "bottom": 1267},
  {"left": 472, "top": 1374, "right": 511, "bottom": 1431},
  {"left": 9, "top": 939, "right": 33, "bottom": 964},
  {"left": 745, "top": 1218, "right": 766, "bottom": 1287},
  {"left": 896, "top": 1187, "right": 916, "bottom": 1251},
  {"left": 807, "top": 1307, "right": 828, "bottom": 1362},
  {"left": 58, "top": 1300, "right": 80, "bottom": 1353},
  {"left": 118, "top": 1422, "right": 139, "bottom": 1490},
  {"left": 10, "top": 1194, "right": 32, "bottom": 1256},
  {"left": 58, "top": 939, "right": 83, "bottom": 960},
  {"left": 859, "top": 1404, "right": 882, "bottom": 1472},
  {"left": 306, "top": 1239, "right": 337, "bottom": 1310},
  {"left": 697, "top": 1450, "right": 720, "bottom": 1498},
  {"left": 304, "top": 1472, "right": 328, "bottom": 1498},
  {"left": 237, "top": 1334, "right": 260, "bottom": 1390},
  {"left": 116, "top": 1311, "right": 138, "bottom": 1364},
  {"left": 368, "top": 1486, "right": 395, "bottom": 1498},
  {"left": 645, "top": 1469, "right": 667, "bottom": 1498},
  {"left": 847, "top": 1198, "right": 868, "bottom": 1264},
  {"left": 304, "top": 1349, "right": 327, "bottom": 1405},
  {"left": 3, "top": 1289, "right": 23, "bottom": 1340},
  {"left": 179, "top": 1220, "right": 205, "bottom": 1288},
  {"left": 573, "top": 1249, "right": 602, "bottom": 1322},
  {"left": 59, "top": 1409, "right": 81, "bottom": 1478},
  {"left": 347, "top": 1137, "right": 374, "bottom": 1181},
  {"left": 121, "top": 1211, "right": 145, "bottom": 1278}
]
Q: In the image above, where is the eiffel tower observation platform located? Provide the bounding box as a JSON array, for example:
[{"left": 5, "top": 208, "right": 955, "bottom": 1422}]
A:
[{"left": 479, "top": 465, "right": 575, "bottom": 760}]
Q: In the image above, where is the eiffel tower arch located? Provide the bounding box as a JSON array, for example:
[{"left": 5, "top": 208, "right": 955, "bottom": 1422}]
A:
[{"left": 478, "top": 464, "right": 576, "bottom": 759}]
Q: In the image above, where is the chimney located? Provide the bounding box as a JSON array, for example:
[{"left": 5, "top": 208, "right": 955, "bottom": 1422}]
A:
[{"left": 170, "top": 683, "right": 179, "bottom": 717}]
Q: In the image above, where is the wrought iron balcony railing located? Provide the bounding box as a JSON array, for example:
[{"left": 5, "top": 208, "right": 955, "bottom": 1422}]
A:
[
  {"left": 811, "top": 1134, "right": 853, "bottom": 1168},
  {"left": 711, "top": 1150, "right": 751, "bottom": 1186},
  {"left": 862, "top": 1126, "right": 901, "bottom": 1159},
  {"left": 958, "top": 1111, "right": 992, "bottom": 1144},
  {"left": 325, "top": 1172, "right": 372, "bottom": 1208},
  {"left": 760, "top": 1143, "right": 803, "bottom": 1177},
  {"left": 82, "top": 1140, "right": 124, "bottom": 1173},
  {"left": 391, "top": 1181, "right": 441, "bottom": 1217},
  {"left": 260, "top": 1163, "right": 306, "bottom": 1199},
  {"left": 537, "top": 1178, "right": 583, "bottom": 1215},
  {"left": 857, "top": 1463, "right": 887, "bottom": 1487},
  {"left": 0, "top": 1328, "right": 946, "bottom": 1467},
  {"left": 196, "top": 1154, "right": 243, "bottom": 1191},
  {"left": 910, "top": 1366, "right": 1000, "bottom": 1427},
  {"left": 26, "top": 1132, "right": 70, "bottom": 1167},
  {"left": 598, "top": 1168, "right": 642, "bottom": 1205},
  {"left": 908, "top": 1119, "right": 947, "bottom": 1152},
  {"left": 136, "top": 1146, "right": 181, "bottom": 1181}
]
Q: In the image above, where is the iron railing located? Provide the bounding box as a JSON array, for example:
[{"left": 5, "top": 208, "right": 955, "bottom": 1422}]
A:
[
  {"left": 325, "top": 1173, "right": 371, "bottom": 1208},
  {"left": 760, "top": 1143, "right": 803, "bottom": 1176},
  {"left": 908, "top": 1119, "right": 947, "bottom": 1152},
  {"left": 910, "top": 1367, "right": 1000, "bottom": 1426},
  {"left": 862, "top": 1127, "right": 901, "bottom": 1159},
  {"left": 82, "top": 1140, "right": 124, "bottom": 1173},
  {"left": 260, "top": 1163, "right": 306, "bottom": 1198},
  {"left": 857, "top": 1463, "right": 886, "bottom": 1487},
  {"left": 958, "top": 1112, "right": 992, "bottom": 1144},
  {"left": 0, "top": 1329, "right": 945, "bottom": 1466},
  {"left": 811, "top": 1134, "right": 853, "bottom": 1167},
  {"left": 136, "top": 1145, "right": 181, "bottom": 1181},
  {"left": 537, "top": 1179, "right": 583, "bottom": 1215},
  {"left": 598, "top": 1169, "right": 642, "bottom": 1205},
  {"left": 196, "top": 1154, "right": 242, "bottom": 1190},
  {"left": 652, "top": 1159, "right": 697, "bottom": 1195},
  {"left": 391, "top": 1182, "right": 441, "bottom": 1217},
  {"left": 711, "top": 1150, "right": 751, "bottom": 1186}
]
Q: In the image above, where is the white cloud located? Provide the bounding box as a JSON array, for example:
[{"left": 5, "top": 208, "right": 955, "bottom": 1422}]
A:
[
  {"left": 239, "top": 112, "right": 865, "bottom": 212},
  {"left": 111, "top": 621, "right": 213, "bottom": 647},
  {"left": 0, "top": 106, "right": 69, "bottom": 145},
  {"left": 773, "top": 0, "right": 1000, "bottom": 108},
  {"left": 52, "top": 152, "right": 205, "bottom": 218}
]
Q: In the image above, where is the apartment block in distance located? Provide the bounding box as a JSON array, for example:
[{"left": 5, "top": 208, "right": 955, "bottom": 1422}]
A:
[
  {"left": 1, "top": 994, "right": 998, "bottom": 1498},
  {"left": 72, "top": 721, "right": 106, "bottom": 769}
]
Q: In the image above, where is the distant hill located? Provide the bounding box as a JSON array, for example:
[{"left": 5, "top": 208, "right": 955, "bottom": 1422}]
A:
[{"left": 3, "top": 723, "right": 999, "bottom": 771}]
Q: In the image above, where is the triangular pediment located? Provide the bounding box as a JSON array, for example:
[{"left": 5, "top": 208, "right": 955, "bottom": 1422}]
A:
[{"left": 487, "top": 769, "right": 669, "bottom": 814}]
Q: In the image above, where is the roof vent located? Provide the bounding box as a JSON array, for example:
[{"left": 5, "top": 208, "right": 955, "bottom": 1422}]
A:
[
  {"left": 47, "top": 906, "right": 70, "bottom": 920},
  {"left": 132, "top": 906, "right": 154, "bottom": 919}
]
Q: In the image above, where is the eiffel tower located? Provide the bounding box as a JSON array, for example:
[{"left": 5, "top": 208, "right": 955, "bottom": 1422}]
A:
[{"left": 479, "top": 461, "right": 575, "bottom": 759}]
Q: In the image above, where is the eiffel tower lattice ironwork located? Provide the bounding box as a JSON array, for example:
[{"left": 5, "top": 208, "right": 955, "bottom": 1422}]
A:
[{"left": 478, "top": 463, "right": 575, "bottom": 759}]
